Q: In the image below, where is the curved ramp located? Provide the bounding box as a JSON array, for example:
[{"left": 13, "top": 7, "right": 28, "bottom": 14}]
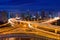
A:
[
  {"left": 0, "top": 23, "right": 9, "bottom": 27},
  {"left": 0, "top": 21, "right": 60, "bottom": 40},
  {"left": 28, "top": 23, "right": 60, "bottom": 40},
  {"left": 41, "top": 17, "right": 60, "bottom": 23}
]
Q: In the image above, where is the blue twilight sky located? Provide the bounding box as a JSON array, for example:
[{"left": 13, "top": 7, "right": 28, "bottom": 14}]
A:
[{"left": 0, "top": 0, "right": 60, "bottom": 11}]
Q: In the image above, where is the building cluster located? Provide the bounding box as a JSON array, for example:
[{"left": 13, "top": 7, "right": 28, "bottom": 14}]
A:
[
  {"left": 8, "top": 10, "right": 58, "bottom": 21},
  {"left": 0, "top": 10, "right": 58, "bottom": 24}
]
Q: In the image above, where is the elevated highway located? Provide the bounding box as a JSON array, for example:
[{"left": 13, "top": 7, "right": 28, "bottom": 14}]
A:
[
  {"left": 41, "top": 17, "right": 60, "bottom": 23},
  {"left": 0, "top": 21, "right": 60, "bottom": 40}
]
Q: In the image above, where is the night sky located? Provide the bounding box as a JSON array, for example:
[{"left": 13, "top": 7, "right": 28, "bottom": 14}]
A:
[{"left": 0, "top": 0, "right": 60, "bottom": 11}]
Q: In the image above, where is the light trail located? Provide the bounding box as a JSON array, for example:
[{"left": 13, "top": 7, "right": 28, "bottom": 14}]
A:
[
  {"left": 7, "top": 17, "right": 60, "bottom": 40},
  {"left": 41, "top": 17, "right": 60, "bottom": 23}
]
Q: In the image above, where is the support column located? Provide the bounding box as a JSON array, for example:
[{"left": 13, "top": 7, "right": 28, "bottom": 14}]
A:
[
  {"left": 0, "top": 38, "right": 3, "bottom": 40},
  {"left": 30, "top": 38, "right": 34, "bottom": 40},
  {"left": 9, "top": 38, "right": 15, "bottom": 40},
  {"left": 5, "top": 38, "right": 9, "bottom": 40},
  {"left": 15, "top": 38, "right": 21, "bottom": 40}
]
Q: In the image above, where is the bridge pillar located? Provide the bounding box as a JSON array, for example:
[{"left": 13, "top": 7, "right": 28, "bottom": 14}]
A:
[
  {"left": 0, "top": 38, "right": 4, "bottom": 40},
  {"left": 9, "top": 38, "right": 15, "bottom": 40},
  {"left": 55, "top": 29, "right": 58, "bottom": 34},
  {"left": 5, "top": 38, "right": 8, "bottom": 40},
  {"left": 15, "top": 38, "right": 21, "bottom": 40},
  {"left": 5, "top": 38, "right": 15, "bottom": 40},
  {"left": 30, "top": 38, "right": 34, "bottom": 40}
]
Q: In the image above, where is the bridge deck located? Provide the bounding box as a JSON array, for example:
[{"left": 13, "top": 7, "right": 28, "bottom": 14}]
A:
[{"left": 0, "top": 21, "right": 60, "bottom": 40}]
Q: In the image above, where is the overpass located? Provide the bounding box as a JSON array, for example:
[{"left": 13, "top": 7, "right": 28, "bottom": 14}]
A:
[
  {"left": 0, "top": 21, "right": 60, "bottom": 40},
  {"left": 41, "top": 17, "right": 60, "bottom": 23}
]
